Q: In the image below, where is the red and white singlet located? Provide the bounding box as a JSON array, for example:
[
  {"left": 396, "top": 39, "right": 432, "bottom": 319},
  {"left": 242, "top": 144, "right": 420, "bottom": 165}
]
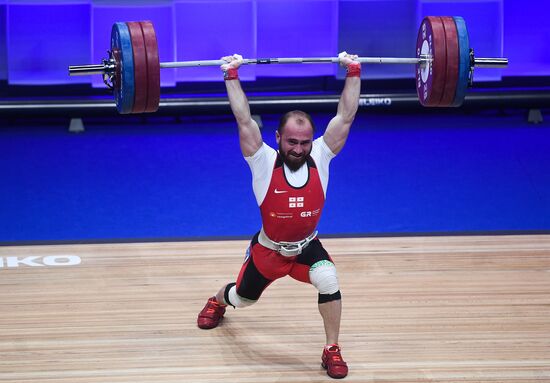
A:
[{"left": 245, "top": 137, "right": 336, "bottom": 242}]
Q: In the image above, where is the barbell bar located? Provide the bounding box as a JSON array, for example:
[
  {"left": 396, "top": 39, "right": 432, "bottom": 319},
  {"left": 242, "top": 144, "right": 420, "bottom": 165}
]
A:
[
  {"left": 70, "top": 55, "right": 508, "bottom": 74},
  {"left": 68, "top": 16, "right": 508, "bottom": 114},
  {"left": 70, "top": 57, "right": 431, "bottom": 75}
]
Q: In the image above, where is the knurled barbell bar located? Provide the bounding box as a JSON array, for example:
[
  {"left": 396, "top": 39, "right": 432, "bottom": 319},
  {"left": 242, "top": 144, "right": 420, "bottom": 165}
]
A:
[{"left": 68, "top": 16, "right": 508, "bottom": 114}]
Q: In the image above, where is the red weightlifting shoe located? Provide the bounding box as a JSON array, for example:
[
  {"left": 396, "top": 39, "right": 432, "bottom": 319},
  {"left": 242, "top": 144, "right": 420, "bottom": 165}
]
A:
[
  {"left": 321, "top": 344, "right": 348, "bottom": 379},
  {"left": 197, "top": 296, "right": 227, "bottom": 329}
]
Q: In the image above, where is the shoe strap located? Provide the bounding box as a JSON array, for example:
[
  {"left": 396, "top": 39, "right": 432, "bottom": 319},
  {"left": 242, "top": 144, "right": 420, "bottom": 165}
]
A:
[
  {"left": 208, "top": 298, "right": 227, "bottom": 308},
  {"left": 327, "top": 354, "right": 347, "bottom": 367},
  {"left": 325, "top": 344, "right": 341, "bottom": 352}
]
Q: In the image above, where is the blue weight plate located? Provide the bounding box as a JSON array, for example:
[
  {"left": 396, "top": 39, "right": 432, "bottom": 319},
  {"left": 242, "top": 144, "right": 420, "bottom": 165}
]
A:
[
  {"left": 452, "top": 16, "right": 470, "bottom": 107},
  {"left": 111, "top": 22, "right": 135, "bottom": 114}
]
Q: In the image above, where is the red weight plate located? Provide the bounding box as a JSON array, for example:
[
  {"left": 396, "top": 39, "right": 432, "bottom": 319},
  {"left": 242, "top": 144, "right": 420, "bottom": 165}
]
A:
[
  {"left": 140, "top": 21, "right": 160, "bottom": 113},
  {"left": 415, "top": 16, "right": 447, "bottom": 106},
  {"left": 439, "top": 16, "right": 459, "bottom": 107},
  {"left": 126, "top": 22, "right": 148, "bottom": 114}
]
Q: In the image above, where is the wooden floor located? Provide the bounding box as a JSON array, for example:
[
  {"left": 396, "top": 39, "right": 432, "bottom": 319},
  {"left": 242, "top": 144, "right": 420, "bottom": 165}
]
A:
[{"left": 1, "top": 235, "right": 550, "bottom": 382}]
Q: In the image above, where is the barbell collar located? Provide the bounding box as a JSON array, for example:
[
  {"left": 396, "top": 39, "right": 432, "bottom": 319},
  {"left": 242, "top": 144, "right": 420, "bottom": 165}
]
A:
[
  {"left": 69, "top": 57, "right": 116, "bottom": 76},
  {"left": 473, "top": 57, "right": 508, "bottom": 68},
  {"left": 69, "top": 64, "right": 109, "bottom": 76}
]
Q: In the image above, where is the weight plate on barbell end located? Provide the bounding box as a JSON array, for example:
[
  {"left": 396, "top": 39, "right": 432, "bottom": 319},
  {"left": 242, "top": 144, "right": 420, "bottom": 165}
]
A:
[
  {"left": 439, "top": 16, "right": 459, "bottom": 107},
  {"left": 416, "top": 16, "right": 447, "bottom": 107},
  {"left": 126, "top": 22, "right": 148, "bottom": 114},
  {"left": 111, "top": 22, "right": 135, "bottom": 114},
  {"left": 140, "top": 21, "right": 160, "bottom": 113},
  {"left": 452, "top": 16, "right": 470, "bottom": 107}
]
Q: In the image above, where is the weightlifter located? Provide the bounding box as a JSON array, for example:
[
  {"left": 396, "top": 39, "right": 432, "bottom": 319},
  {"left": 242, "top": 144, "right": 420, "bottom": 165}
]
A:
[{"left": 197, "top": 52, "right": 361, "bottom": 379}]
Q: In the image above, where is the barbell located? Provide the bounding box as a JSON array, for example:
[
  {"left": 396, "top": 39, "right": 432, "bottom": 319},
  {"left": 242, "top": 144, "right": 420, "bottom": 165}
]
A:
[{"left": 68, "top": 16, "right": 508, "bottom": 114}]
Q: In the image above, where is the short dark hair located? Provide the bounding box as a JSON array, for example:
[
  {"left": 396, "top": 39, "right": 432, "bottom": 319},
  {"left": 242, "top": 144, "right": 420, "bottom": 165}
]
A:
[{"left": 278, "top": 110, "right": 316, "bottom": 135}]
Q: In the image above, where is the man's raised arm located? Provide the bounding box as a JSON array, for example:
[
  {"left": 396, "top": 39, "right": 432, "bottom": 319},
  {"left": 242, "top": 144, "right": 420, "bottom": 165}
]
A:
[
  {"left": 323, "top": 52, "right": 362, "bottom": 155},
  {"left": 222, "top": 55, "right": 263, "bottom": 157}
]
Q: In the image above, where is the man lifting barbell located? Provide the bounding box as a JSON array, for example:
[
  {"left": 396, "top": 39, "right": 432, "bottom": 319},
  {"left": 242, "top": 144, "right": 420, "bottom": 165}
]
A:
[
  {"left": 196, "top": 51, "right": 360, "bottom": 379},
  {"left": 66, "top": 15, "right": 509, "bottom": 379}
]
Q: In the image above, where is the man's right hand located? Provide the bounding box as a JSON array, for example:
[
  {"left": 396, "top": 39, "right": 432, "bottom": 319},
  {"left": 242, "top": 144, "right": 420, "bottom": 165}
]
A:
[
  {"left": 221, "top": 54, "right": 244, "bottom": 79},
  {"left": 338, "top": 51, "right": 359, "bottom": 69}
]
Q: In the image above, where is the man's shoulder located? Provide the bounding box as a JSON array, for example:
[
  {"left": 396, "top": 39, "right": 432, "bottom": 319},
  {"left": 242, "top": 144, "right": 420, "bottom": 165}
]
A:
[
  {"left": 245, "top": 142, "right": 276, "bottom": 160},
  {"left": 312, "top": 136, "right": 336, "bottom": 160},
  {"left": 245, "top": 142, "right": 278, "bottom": 172}
]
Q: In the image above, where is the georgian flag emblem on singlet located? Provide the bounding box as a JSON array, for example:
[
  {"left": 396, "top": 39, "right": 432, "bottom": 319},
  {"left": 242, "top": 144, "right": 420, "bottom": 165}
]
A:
[{"left": 288, "top": 197, "right": 304, "bottom": 208}]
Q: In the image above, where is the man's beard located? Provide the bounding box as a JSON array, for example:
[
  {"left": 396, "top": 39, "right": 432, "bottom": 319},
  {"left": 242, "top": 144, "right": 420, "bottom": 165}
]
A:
[{"left": 278, "top": 145, "right": 310, "bottom": 172}]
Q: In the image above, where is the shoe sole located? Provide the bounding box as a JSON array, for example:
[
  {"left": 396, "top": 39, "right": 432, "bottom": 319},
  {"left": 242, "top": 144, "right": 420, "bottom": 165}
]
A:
[
  {"left": 197, "top": 317, "right": 223, "bottom": 330},
  {"left": 321, "top": 362, "right": 347, "bottom": 379}
]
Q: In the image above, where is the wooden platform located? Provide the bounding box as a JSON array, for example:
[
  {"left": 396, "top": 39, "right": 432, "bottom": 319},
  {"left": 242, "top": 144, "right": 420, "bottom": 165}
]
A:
[{"left": 1, "top": 235, "right": 550, "bottom": 382}]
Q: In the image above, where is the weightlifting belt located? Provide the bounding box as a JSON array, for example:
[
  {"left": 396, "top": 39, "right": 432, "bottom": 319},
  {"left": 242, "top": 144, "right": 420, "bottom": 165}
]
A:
[{"left": 258, "top": 227, "right": 318, "bottom": 257}]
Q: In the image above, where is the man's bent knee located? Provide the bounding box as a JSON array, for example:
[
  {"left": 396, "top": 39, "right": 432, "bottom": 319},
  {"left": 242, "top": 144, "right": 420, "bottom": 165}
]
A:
[
  {"left": 224, "top": 283, "right": 257, "bottom": 308},
  {"left": 309, "top": 260, "right": 341, "bottom": 303}
]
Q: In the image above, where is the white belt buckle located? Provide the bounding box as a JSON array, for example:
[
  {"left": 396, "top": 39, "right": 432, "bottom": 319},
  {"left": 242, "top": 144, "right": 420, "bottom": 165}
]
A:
[
  {"left": 279, "top": 241, "right": 303, "bottom": 257},
  {"left": 260, "top": 229, "right": 317, "bottom": 257}
]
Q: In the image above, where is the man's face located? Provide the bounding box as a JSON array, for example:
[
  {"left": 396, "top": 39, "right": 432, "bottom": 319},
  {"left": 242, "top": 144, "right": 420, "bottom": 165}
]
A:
[{"left": 276, "top": 117, "right": 314, "bottom": 171}]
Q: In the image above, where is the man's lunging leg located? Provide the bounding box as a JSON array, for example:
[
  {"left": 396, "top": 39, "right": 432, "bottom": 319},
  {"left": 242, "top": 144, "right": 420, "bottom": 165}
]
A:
[
  {"left": 319, "top": 297, "right": 342, "bottom": 345},
  {"left": 310, "top": 261, "right": 348, "bottom": 379},
  {"left": 319, "top": 296, "right": 348, "bottom": 379}
]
